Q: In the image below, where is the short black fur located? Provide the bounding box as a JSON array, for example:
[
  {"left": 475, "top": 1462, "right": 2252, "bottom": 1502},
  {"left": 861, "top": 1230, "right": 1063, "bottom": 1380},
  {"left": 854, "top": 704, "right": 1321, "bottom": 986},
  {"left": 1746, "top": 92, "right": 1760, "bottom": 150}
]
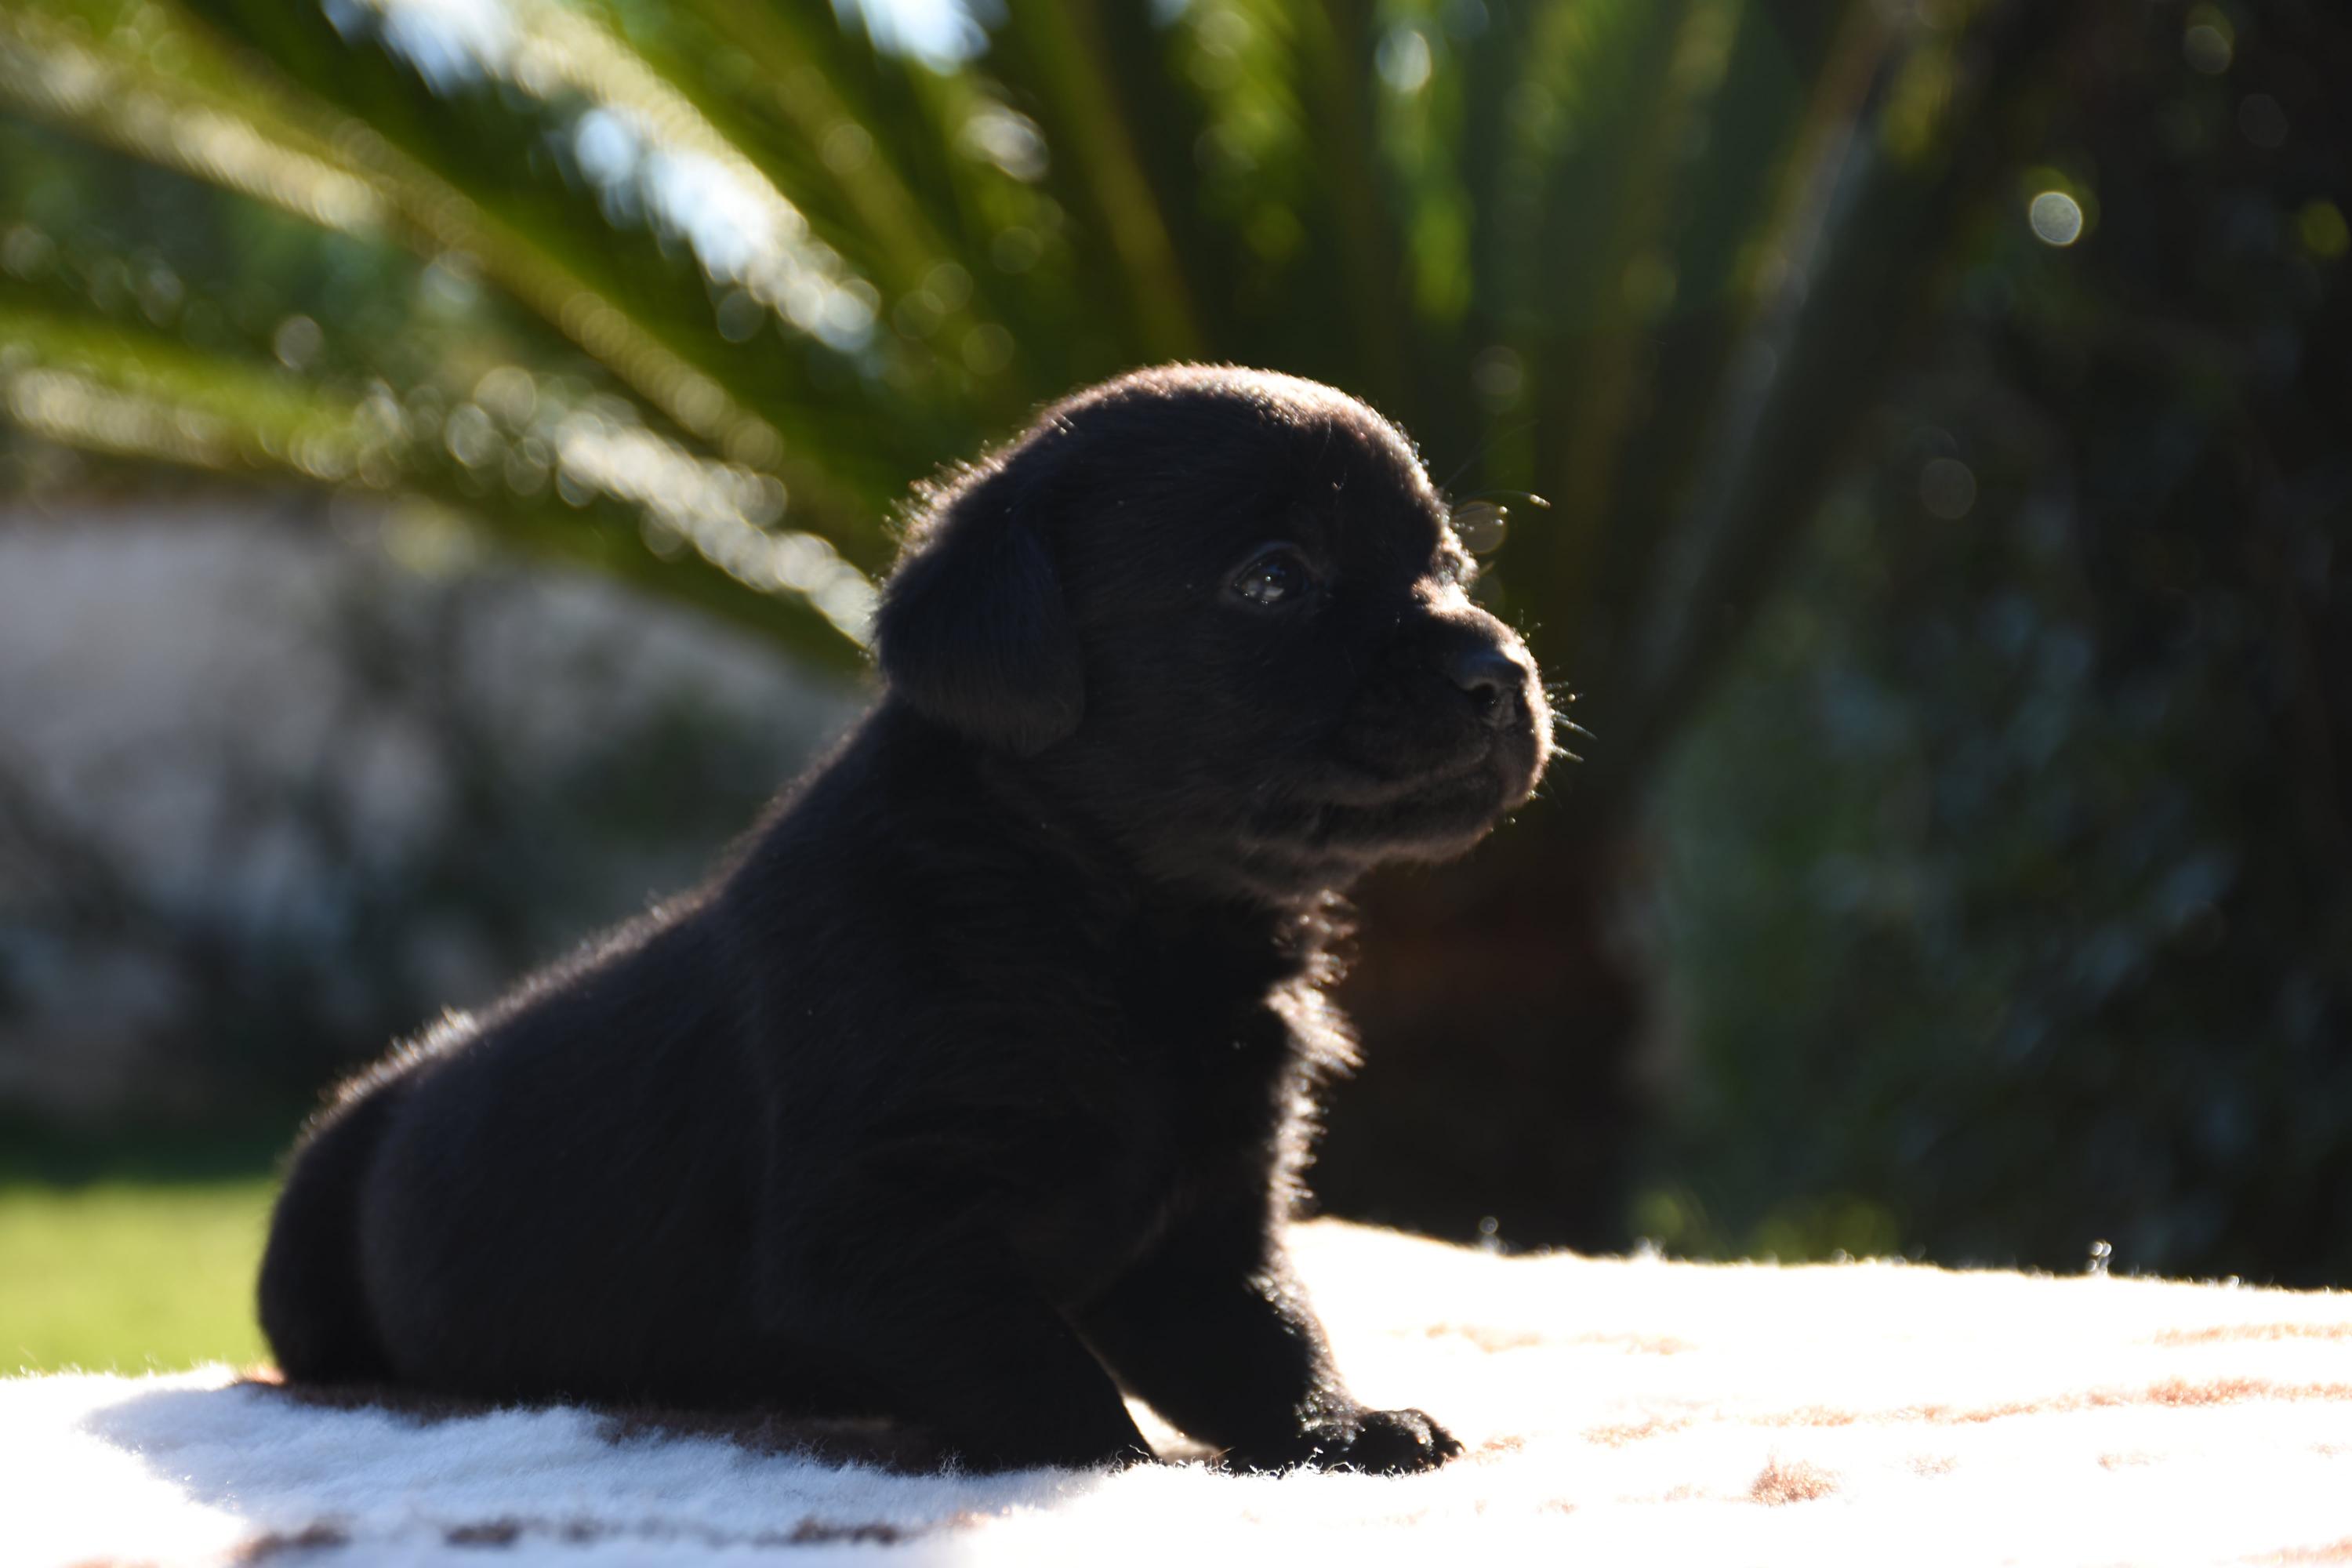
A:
[{"left": 258, "top": 365, "right": 1552, "bottom": 1474}]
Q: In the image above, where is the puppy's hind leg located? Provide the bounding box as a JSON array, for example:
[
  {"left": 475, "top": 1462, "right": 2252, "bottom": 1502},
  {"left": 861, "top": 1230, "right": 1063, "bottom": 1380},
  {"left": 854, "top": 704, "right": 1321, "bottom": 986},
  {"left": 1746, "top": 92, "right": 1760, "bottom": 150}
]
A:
[{"left": 257, "top": 1083, "right": 405, "bottom": 1384}]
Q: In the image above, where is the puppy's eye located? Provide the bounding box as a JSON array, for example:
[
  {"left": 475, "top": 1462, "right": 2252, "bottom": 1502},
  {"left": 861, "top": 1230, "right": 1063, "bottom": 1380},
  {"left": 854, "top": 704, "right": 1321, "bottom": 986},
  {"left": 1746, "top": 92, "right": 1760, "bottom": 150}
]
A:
[{"left": 1230, "top": 544, "right": 1316, "bottom": 608}]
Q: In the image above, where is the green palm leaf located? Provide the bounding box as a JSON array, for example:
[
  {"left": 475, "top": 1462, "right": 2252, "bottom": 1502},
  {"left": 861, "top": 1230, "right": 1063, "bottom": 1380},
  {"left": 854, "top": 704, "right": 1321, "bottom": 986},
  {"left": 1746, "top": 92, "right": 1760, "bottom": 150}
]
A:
[
  {"left": 0, "top": 278, "right": 870, "bottom": 666},
  {"left": 3, "top": 0, "right": 2053, "bottom": 735}
]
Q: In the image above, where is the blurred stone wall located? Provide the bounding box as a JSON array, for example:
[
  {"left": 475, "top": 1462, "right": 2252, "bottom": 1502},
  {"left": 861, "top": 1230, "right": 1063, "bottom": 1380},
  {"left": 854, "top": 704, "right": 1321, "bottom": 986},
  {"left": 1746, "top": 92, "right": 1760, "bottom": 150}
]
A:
[{"left": 0, "top": 498, "right": 858, "bottom": 1123}]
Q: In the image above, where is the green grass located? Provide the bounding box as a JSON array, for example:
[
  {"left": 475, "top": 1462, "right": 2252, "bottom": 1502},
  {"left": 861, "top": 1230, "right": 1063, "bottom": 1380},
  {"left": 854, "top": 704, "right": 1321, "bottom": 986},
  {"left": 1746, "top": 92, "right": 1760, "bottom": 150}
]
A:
[
  {"left": 0, "top": 1176, "right": 278, "bottom": 1374},
  {"left": 0, "top": 1122, "right": 289, "bottom": 1375}
]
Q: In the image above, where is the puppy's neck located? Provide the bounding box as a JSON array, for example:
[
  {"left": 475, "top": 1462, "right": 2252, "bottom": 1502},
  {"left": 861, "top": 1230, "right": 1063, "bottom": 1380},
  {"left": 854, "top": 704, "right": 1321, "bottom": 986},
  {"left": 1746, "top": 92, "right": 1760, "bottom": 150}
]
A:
[{"left": 853, "top": 700, "right": 1341, "bottom": 985}]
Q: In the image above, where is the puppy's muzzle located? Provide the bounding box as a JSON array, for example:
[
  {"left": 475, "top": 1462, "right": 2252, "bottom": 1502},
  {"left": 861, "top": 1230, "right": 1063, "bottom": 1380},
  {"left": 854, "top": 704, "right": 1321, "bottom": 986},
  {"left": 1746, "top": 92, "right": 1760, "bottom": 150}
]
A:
[
  {"left": 1323, "top": 616, "right": 1549, "bottom": 826},
  {"left": 1443, "top": 644, "right": 1532, "bottom": 732},
  {"left": 1416, "top": 608, "right": 1548, "bottom": 779}
]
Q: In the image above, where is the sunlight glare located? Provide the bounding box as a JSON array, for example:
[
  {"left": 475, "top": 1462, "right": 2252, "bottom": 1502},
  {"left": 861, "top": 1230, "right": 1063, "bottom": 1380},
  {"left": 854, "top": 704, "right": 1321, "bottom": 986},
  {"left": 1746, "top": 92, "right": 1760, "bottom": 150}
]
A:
[{"left": 841, "top": 0, "right": 986, "bottom": 71}]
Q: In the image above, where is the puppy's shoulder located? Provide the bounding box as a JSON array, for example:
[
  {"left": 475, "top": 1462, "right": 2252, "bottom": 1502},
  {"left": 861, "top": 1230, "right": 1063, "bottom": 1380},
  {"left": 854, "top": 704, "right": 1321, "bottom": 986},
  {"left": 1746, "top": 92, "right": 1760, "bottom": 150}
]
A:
[{"left": 717, "top": 706, "right": 1121, "bottom": 1045}]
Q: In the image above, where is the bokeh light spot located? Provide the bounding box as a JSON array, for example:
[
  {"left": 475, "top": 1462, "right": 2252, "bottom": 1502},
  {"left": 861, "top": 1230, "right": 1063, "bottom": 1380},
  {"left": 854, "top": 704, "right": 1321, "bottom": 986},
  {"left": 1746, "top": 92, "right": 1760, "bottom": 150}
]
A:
[
  {"left": 2183, "top": 23, "right": 2232, "bottom": 75},
  {"left": 820, "top": 123, "right": 874, "bottom": 176},
  {"left": 2237, "top": 93, "right": 2288, "bottom": 150},
  {"left": 1921, "top": 458, "right": 1977, "bottom": 521},
  {"left": 1471, "top": 345, "right": 1523, "bottom": 405},
  {"left": 924, "top": 262, "right": 973, "bottom": 312},
  {"left": 1450, "top": 502, "right": 1508, "bottom": 555},
  {"left": 2028, "top": 191, "right": 2084, "bottom": 247},
  {"left": 989, "top": 227, "right": 1042, "bottom": 274},
  {"left": 2298, "top": 200, "right": 2349, "bottom": 261},
  {"left": 714, "top": 290, "right": 764, "bottom": 343},
  {"left": 272, "top": 315, "right": 322, "bottom": 371},
  {"left": 1377, "top": 27, "right": 1433, "bottom": 94},
  {"left": 961, "top": 323, "right": 1014, "bottom": 376}
]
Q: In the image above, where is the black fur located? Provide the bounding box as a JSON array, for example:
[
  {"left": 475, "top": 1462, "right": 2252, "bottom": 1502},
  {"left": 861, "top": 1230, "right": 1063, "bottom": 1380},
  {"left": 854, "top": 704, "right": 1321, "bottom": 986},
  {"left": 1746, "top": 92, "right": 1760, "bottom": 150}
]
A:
[{"left": 258, "top": 365, "right": 1552, "bottom": 1474}]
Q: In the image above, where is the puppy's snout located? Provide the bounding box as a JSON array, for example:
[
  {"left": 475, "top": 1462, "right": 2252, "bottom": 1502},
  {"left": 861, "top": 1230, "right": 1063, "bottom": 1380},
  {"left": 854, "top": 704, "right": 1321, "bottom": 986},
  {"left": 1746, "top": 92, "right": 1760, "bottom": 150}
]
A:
[{"left": 1443, "top": 645, "right": 1526, "bottom": 730}]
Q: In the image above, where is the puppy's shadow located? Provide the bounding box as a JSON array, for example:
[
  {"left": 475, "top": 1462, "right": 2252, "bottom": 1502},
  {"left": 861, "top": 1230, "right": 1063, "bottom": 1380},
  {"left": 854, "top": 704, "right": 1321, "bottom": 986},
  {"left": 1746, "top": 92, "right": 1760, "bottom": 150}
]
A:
[
  {"left": 251, "top": 1377, "right": 969, "bottom": 1470},
  {"left": 75, "top": 1376, "right": 1138, "bottom": 1554}
]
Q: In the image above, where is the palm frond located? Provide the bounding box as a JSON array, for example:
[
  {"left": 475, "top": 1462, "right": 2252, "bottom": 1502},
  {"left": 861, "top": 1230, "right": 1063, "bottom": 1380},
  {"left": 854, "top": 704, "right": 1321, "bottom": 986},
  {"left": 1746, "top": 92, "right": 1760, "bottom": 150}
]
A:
[
  {"left": 171, "top": 0, "right": 916, "bottom": 532},
  {"left": 0, "top": 291, "right": 873, "bottom": 665},
  {"left": 996, "top": 0, "right": 1204, "bottom": 362},
  {"left": 0, "top": 7, "right": 384, "bottom": 238},
  {"left": 1595, "top": 0, "right": 2063, "bottom": 815},
  {"left": 1, "top": 0, "right": 2058, "bottom": 777}
]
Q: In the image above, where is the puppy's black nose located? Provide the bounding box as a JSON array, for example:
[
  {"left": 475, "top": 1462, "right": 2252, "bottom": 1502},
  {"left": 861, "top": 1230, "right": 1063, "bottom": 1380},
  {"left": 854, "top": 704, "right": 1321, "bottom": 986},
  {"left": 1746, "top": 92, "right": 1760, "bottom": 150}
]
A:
[{"left": 1446, "top": 646, "right": 1523, "bottom": 728}]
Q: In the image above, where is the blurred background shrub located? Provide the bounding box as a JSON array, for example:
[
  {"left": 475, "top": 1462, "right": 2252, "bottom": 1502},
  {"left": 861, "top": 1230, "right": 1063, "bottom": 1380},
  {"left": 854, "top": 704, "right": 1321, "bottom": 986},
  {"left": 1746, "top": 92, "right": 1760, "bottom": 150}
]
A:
[{"left": 0, "top": 0, "right": 2345, "bottom": 1367}]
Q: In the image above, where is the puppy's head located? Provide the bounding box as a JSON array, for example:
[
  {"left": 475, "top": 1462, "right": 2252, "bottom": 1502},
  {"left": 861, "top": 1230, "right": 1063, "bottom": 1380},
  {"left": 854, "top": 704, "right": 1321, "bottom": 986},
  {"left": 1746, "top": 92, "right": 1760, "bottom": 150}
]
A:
[{"left": 876, "top": 365, "right": 1553, "bottom": 900}]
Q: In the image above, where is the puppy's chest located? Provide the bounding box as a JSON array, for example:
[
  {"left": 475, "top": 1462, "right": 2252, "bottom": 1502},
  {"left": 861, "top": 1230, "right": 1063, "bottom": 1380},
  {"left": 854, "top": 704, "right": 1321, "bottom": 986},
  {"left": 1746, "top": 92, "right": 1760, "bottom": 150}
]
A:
[
  {"left": 1014, "top": 983, "right": 1301, "bottom": 1298},
  {"left": 1119, "top": 950, "right": 1306, "bottom": 1131}
]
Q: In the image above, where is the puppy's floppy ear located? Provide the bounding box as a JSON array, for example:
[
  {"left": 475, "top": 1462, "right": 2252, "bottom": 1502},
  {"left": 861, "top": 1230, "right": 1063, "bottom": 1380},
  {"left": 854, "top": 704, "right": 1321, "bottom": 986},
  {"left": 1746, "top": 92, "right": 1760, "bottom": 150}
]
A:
[{"left": 873, "top": 465, "right": 1083, "bottom": 757}]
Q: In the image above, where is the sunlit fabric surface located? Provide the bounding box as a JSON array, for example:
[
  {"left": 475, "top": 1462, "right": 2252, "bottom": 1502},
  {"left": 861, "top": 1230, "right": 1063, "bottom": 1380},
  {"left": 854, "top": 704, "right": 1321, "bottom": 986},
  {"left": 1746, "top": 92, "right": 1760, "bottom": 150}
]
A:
[{"left": 9, "top": 1221, "right": 2350, "bottom": 1565}]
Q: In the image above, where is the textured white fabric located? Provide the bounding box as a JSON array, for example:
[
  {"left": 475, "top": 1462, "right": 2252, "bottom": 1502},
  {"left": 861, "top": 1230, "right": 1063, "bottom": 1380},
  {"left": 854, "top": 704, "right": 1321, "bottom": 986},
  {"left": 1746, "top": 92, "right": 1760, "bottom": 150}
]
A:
[{"left": 9, "top": 1221, "right": 2352, "bottom": 1565}]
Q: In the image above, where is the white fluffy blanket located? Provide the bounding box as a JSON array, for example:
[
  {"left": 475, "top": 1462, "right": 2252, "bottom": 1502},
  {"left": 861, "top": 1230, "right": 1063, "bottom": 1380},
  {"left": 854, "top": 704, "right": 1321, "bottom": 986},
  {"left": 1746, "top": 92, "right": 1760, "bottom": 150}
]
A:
[{"left": 10, "top": 1221, "right": 2352, "bottom": 1566}]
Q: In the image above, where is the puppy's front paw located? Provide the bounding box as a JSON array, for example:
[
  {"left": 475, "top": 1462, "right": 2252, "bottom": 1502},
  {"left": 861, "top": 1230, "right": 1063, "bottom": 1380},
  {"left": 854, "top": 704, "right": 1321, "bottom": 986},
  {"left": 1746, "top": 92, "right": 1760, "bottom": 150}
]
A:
[
  {"left": 1338, "top": 1407, "right": 1463, "bottom": 1472},
  {"left": 1312, "top": 1407, "right": 1463, "bottom": 1473},
  {"left": 1231, "top": 1407, "right": 1464, "bottom": 1475}
]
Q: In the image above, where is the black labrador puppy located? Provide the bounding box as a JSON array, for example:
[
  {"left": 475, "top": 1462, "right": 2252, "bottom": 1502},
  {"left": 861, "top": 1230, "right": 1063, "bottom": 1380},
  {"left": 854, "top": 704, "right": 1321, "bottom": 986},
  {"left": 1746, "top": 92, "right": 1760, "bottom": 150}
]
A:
[{"left": 258, "top": 365, "right": 1552, "bottom": 1474}]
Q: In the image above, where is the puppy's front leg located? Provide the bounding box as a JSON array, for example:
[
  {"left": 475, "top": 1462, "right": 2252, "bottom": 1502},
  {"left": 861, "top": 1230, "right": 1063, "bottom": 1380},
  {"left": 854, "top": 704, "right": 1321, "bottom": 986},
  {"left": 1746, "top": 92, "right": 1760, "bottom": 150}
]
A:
[
  {"left": 765, "top": 1224, "right": 1152, "bottom": 1472},
  {"left": 1076, "top": 1190, "right": 1462, "bottom": 1473}
]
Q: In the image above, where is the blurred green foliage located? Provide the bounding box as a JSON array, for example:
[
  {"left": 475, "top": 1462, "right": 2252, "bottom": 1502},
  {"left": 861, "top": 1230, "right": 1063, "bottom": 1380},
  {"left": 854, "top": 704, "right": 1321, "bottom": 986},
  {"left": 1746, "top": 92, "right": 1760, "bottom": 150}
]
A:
[
  {"left": 1, "top": 0, "right": 2346, "bottom": 1296},
  {"left": 0, "top": 0, "right": 2033, "bottom": 719},
  {"left": 1650, "top": 0, "right": 2352, "bottom": 1282}
]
